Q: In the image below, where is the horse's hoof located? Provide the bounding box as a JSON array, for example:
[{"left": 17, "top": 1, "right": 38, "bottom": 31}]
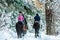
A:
[
  {"left": 23, "top": 35, "right": 24, "bottom": 36},
  {"left": 37, "top": 35, "right": 39, "bottom": 37},
  {"left": 35, "top": 35, "right": 37, "bottom": 38},
  {"left": 35, "top": 36, "right": 37, "bottom": 38}
]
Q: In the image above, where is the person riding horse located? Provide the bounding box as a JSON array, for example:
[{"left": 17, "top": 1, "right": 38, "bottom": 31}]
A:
[
  {"left": 16, "top": 11, "right": 27, "bottom": 38},
  {"left": 33, "top": 13, "right": 40, "bottom": 38}
]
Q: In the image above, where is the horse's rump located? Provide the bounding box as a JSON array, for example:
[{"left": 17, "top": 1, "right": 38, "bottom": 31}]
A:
[
  {"left": 16, "top": 21, "right": 28, "bottom": 32},
  {"left": 33, "top": 22, "right": 40, "bottom": 29},
  {"left": 16, "top": 21, "right": 23, "bottom": 32}
]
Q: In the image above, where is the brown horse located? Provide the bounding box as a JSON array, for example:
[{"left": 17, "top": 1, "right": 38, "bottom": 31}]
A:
[{"left": 16, "top": 21, "right": 28, "bottom": 38}]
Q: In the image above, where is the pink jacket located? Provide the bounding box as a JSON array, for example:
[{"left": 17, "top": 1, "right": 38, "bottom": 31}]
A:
[{"left": 18, "top": 15, "right": 24, "bottom": 22}]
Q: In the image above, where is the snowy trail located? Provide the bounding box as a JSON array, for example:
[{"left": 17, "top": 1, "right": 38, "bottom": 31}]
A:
[{"left": 0, "top": 27, "right": 60, "bottom": 40}]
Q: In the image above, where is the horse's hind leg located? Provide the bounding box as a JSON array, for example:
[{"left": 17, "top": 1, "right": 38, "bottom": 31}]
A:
[
  {"left": 22, "top": 30, "right": 26, "bottom": 36},
  {"left": 35, "top": 29, "right": 37, "bottom": 38},
  {"left": 17, "top": 32, "right": 20, "bottom": 38},
  {"left": 16, "top": 29, "right": 20, "bottom": 38},
  {"left": 18, "top": 32, "right": 22, "bottom": 38},
  {"left": 35, "top": 29, "right": 39, "bottom": 38},
  {"left": 17, "top": 30, "right": 22, "bottom": 38}
]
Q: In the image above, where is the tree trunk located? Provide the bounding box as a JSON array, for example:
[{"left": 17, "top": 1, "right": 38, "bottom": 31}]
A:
[
  {"left": 45, "top": 0, "right": 55, "bottom": 35},
  {"left": 45, "top": 9, "right": 52, "bottom": 35}
]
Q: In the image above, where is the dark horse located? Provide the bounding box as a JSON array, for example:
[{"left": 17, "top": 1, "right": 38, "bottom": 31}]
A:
[
  {"left": 16, "top": 21, "right": 27, "bottom": 38},
  {"left": 33, "top": 21, "right": 40, "bottom": 38}
]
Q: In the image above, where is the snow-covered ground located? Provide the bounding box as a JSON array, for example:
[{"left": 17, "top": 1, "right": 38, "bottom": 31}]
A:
[{"left": 0, "top": 27, "right": 60, "bottom": 40}]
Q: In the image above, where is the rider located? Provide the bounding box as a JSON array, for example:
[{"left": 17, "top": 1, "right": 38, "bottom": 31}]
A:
[
  {"left": 18, "top": 11, "right": 27, "bottom": 31},
  {"left": 34, "top": 13, "right": 40, "bottom": 38},
  {"left": 34, "top": 13, "right": 40, "bottom": 23},
  {"left": 18, "top": 11, "right": 24, "bottom": 25}
]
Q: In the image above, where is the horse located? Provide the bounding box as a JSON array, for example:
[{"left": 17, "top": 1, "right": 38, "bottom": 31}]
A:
[
  {"left": 33, "top": 21, "right": 40, "bottom": 38},
  {"left": 16, "top": 21, "right": 28, "bottom": 38}
]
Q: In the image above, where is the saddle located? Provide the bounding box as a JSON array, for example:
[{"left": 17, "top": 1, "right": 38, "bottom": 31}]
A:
[
  {"left": 33, "top": 21, "right": 40, "bottom": 28},
  {"left": 34, "top": 21, "right": 39, "bottom": 23},
  {"left": 23, "top": 25, "right": 27, "bottom": 31}
]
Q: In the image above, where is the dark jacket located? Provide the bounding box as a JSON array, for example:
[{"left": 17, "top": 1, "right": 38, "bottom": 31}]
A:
[
  {"left": 34, "top": 14, "right": 40, "bottom": 22},
  {"left": 24, "top": 18, "right": 27, "bottom": 24},
  {"left": 22, "top": 14, "right": 27, "bottom": 24}
]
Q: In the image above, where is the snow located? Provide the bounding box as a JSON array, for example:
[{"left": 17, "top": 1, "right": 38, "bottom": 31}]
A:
[{"left": 0, "top": 27, "right": 60, "bottom": 40}]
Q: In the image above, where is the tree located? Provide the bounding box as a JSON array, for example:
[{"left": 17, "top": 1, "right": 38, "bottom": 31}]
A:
[{"left": 45, "top": 0, "right": 55, "bottom": 35}]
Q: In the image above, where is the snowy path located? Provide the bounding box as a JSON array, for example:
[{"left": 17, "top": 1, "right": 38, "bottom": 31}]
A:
[{"left": 0, "top": 28, "right": 60, "bottom": 40}]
